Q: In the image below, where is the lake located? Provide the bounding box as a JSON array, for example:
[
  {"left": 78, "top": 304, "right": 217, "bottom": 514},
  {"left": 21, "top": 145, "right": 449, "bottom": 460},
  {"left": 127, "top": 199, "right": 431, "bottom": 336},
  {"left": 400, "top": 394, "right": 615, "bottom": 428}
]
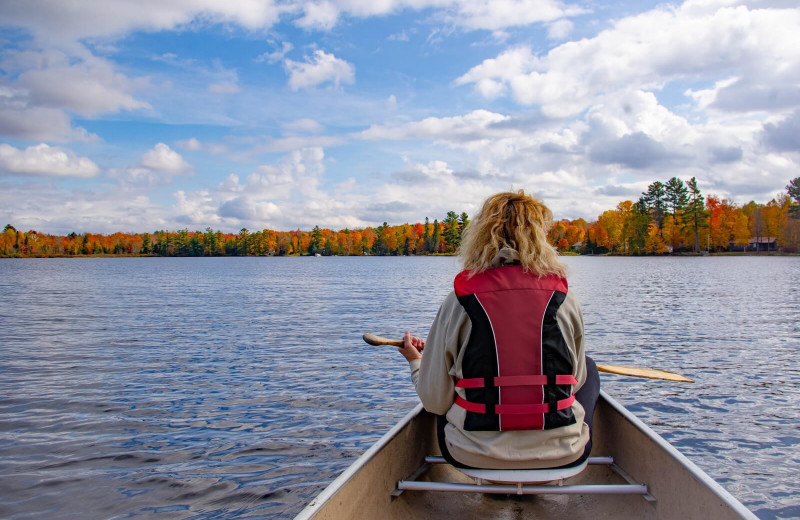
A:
[{"left": 0, "top": 256, "right": 798, "bottom": 519}]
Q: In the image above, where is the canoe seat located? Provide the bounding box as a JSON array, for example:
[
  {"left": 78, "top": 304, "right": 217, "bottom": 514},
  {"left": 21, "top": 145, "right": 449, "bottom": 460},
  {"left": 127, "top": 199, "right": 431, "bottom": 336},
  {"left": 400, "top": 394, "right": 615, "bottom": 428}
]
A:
[
  {"left": 394, "top": 456, "right": 651, "bottom": 498},
  {"left": 456, "top": 458, "right": 589, "bottom": 484}
]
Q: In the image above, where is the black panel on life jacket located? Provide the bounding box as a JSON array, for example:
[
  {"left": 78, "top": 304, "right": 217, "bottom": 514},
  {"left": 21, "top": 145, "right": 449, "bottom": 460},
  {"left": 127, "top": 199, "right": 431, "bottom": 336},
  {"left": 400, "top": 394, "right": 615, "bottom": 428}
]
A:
[
  {"left": 542, "top": 291, "right": 577, "bottom": 429},
  {"left": 457, "top": 293, "right": 500, "bottom": 431}
]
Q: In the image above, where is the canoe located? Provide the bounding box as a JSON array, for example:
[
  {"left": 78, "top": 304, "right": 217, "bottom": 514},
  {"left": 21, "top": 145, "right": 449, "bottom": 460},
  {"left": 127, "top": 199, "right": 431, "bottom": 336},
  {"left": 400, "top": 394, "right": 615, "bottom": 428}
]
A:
[{"left": 294, "top": 390, "right": 757, "bottom": 520}]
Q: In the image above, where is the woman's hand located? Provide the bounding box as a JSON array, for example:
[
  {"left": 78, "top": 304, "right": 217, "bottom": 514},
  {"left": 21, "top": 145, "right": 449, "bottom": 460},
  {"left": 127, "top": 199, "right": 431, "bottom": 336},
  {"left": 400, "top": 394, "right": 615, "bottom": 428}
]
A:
[{"left": 398, "top": 330, "right": 424, "bottom": 361}]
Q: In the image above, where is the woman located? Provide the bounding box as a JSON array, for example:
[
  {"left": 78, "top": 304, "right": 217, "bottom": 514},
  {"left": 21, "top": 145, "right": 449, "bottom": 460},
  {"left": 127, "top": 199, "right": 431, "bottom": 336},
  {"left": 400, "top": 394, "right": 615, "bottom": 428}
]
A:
[{"left": 398, "top": 190, "right": 599, "bottom": 470}]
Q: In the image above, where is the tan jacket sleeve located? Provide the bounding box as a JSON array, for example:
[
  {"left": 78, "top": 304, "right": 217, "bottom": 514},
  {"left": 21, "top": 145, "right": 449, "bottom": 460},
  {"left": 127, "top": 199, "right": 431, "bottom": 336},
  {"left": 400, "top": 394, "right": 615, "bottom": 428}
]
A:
[
  {"left": 556, "top": 289, "right": 587, "bottom": 391},
  {"left": 407, "top": 291, "right": 469, "bottom": 415}
]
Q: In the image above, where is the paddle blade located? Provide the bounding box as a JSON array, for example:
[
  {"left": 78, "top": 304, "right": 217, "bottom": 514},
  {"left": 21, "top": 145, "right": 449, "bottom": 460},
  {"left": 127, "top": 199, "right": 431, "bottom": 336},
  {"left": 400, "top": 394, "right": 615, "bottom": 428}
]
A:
[
  {"left": 362, "top": 333, "right": 404, "bottom": 347},
  {"left": 597, "top": 364, "right": 693, "bottom": 383}
]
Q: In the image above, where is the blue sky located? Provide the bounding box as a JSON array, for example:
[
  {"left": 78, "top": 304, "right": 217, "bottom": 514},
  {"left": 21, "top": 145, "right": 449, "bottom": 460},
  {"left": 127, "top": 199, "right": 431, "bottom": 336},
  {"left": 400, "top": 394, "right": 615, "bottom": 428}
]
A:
[{"left": 1, "top": 0, "right": 798, "bottom": 234}]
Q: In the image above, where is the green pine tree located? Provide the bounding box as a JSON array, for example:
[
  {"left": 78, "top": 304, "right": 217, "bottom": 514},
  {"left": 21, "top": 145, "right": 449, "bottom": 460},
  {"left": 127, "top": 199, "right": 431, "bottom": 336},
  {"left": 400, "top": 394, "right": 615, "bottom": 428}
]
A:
[
  {"left": 443, "top": 211, "right": 460, "bottom": 251},
  {"left": 642, "top": 181, "right": 667, "bottom": 236},
  {"left": 423, "top": 217, "right": 430, "bottom": 253},
  {"left": 432, "top": 219, "right": 441, "bottom": 253},
  {"left": 787, "top": 177, "right": 800, "bottom": 219},
  {"left": 309, "top": 225, "right": 323, "bottom": 255},
  {"left": 682, "top": 177, "right": 708, "bottom": 253}
]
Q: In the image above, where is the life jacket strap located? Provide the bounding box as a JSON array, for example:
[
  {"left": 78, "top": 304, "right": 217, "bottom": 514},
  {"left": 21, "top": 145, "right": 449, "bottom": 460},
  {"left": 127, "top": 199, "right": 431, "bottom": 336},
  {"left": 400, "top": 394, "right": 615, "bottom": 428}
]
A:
[
  {"left": 455, "top": 394, "right": 576, "bottom": 415},
  {"left": 455, "top": 374, "right": 578, "bottom": 388}
]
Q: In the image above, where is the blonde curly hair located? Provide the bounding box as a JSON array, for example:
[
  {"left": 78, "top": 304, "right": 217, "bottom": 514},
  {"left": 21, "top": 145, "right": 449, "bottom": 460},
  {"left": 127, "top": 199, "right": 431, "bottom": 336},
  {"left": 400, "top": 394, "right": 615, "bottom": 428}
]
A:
[{"left": 459, "top": 190, "right": 566, "bottom": 277}]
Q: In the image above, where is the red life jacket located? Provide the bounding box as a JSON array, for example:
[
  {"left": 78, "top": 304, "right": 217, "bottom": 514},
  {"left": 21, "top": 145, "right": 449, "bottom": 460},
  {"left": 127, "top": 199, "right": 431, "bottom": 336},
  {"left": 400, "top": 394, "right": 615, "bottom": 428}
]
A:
[{"left": 453, "top": 265, "right": 578, "bottom": 432}]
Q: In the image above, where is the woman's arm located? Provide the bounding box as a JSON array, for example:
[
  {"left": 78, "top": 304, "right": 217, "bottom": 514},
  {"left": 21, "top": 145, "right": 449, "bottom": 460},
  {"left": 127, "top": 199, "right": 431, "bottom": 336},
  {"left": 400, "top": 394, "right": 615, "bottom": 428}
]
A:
[
  {"left": 557, "top": 289, "right": 587, "bottom": 391},
  {"left": 412, "top": 291, "right": 469, "bottom": 415}
]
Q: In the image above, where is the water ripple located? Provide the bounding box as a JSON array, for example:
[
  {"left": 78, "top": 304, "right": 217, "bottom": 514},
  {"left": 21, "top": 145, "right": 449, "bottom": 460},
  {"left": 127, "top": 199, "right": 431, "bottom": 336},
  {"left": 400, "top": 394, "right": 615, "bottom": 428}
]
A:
[{"left": 0, "top": 256, "right": 797, "bottom": 519}]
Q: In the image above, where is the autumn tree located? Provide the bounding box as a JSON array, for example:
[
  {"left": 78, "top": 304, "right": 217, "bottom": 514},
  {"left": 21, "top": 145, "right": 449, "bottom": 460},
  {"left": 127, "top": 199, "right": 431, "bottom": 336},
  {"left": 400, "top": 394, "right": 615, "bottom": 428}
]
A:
[
  {"left": 597, "top": 210, "right": 624, "bottom": 253},
  {"left": 644, "top": 222, "right": 668, "bottom": 254}
]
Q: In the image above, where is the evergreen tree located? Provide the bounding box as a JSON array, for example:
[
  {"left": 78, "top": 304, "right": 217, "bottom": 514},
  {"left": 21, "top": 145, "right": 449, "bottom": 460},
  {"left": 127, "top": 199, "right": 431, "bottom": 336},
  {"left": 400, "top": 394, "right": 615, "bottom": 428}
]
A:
[
  {"left": 238, "top": 228, "right": 250, "bottom": 256},
  {"left": 309, "top": 225, "right": 323, "bottom": 255},
  {"left": 423, "top": 217, "right": 430, "bottom": 253},
  {"left": 642, "top": 181, "right": 667, "bottom": 235},
  {"left": 204, "top": 228, "right": 216, "bottom": 256},
  {"left": 373, "top": 222, "right": 388, "bottom": 255},
  {"left": 665, "top": 177, "right": 689, "bottom": 221},
  {"left": 177, "top": 229, "right": 190, "bottom": 255},
  {"left": 682, "top": 177, "right": 708, "bottom": 253},
  {"left": 443, "top": 211, "right": 460, "bottom": 251},
  {"left": 664, "top": 177, "right": 689, "bottom": 250},
  {"left": 788, "top": 177, "right": 800, "bottom": 219},
  {"left": 432, "top": 219, "right": 441, "bottom": 253},
  {"left": 141, "top": 233, "right": 150, "bottom": 254}
]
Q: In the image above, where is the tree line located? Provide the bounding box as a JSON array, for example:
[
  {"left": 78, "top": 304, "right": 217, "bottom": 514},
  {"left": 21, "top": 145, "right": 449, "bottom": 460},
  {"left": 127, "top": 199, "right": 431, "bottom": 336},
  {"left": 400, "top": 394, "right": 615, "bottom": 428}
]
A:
[
  {"left": 571, "top": 176, "right": 800, "bottom": 254},
  {"left": 0, "top": 211, "right": 470, "bottom": 258},
  {"left": 2, "top": 178, "right": 798, "bottom": 257}
]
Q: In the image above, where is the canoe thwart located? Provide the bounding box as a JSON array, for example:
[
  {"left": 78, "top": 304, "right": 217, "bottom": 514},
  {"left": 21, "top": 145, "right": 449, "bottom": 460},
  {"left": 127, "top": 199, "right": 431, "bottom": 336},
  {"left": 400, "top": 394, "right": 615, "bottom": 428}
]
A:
[
  {"left": 424, "top": 456, "right": 615, "bottom": 465},
  {"left": 397, "top": 455, "right": 649, "bottom": 498},
  {"left": 397, "top": 480, "right": 649, "bottom": 496}
]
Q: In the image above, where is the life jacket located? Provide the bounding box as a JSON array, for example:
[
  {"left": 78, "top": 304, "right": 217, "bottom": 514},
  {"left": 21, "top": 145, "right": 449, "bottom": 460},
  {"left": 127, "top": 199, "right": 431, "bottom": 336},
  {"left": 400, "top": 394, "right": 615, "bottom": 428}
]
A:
[{"left": 453, "top": 265, "right": 578, "bottom": 432}]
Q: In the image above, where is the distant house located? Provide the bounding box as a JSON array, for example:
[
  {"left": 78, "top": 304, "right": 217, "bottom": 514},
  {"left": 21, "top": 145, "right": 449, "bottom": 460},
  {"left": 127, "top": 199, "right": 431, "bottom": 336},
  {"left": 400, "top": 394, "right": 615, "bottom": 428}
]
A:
[{"left": 747, "top": 237, "right": 777, "bottom": 252}]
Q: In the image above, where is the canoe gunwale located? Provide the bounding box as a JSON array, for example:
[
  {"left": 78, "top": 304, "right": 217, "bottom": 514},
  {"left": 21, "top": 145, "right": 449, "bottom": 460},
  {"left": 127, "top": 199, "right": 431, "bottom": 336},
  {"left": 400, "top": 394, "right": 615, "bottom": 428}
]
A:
[
  {"left": 294, "top": 393, "right": 758, "bottom": 520},
  {"left": 293, "top": 403, "right": 424, "bottom": 520},
  {"left": 599, "top": 390, "right": 758, "bottom": 520}
]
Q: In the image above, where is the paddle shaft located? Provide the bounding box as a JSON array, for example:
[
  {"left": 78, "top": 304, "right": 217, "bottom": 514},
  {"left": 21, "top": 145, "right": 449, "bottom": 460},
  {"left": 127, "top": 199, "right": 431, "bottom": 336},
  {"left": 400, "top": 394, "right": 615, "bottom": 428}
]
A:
[{"left": 362, "top": 333, "right": 693, "bottom": 383}]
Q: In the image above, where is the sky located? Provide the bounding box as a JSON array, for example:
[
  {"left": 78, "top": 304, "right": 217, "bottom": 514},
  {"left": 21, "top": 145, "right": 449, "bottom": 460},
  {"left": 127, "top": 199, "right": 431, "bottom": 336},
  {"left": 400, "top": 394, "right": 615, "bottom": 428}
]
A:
[{"left": 1, "top": 0, "right": 799, "bottom": 234}]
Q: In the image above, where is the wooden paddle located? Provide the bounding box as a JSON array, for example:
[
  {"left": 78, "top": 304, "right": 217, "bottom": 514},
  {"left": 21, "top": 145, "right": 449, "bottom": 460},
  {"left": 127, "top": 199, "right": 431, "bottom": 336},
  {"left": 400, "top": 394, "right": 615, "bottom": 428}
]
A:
[{"left": 363, "top": 333, "right": 694, "bottom": 383}]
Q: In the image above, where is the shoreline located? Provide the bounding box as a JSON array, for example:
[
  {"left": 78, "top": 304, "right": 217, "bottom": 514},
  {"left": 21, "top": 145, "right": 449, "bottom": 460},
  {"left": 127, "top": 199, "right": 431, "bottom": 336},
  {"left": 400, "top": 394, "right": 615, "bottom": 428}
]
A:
[{"left": 2, "top": 252, "right": 797, "bottom": 259}]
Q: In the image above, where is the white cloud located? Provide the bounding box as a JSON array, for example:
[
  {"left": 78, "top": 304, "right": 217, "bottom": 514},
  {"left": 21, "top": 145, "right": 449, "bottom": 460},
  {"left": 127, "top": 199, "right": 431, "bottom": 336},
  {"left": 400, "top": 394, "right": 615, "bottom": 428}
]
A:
[
  {"left": 0, "top": 180, "right": 171, "bottom": 234},
  {"left": 245, "top": 147, "right": 326, "bottom": 198},
  {"left": 294, "top": 1, "right": 340, "bottom": 30},
  {"left": 176, "top": 137, "right": 203, "bottom": 151},
  {"left": 14, "top": 52, "right": 150, "bottom": 117},
  {"left": 218, "top": 196, "right": 281, "bottom": 220},
  {"left": 546, "top": 18, "right": 573, "bottom": 40},
  {"left": 0, "top": 105, "right": 96, "bottom": 141},
  {"left": 388, "top": 30, "right": 409, "bottom": 42},
  {"left": 174, "top": 138, "right": 229, "bottom": 155},
  {"left": 0, "top": 1, "right": 286, "bottom": 43},
  {"left": 167, "top": 146, "right": 368, "bottom": 230},
  {"left": 448, "top": 0, "right": 585, "bottom": 31},
  {"left": 762, "top": 109, "right": 800, "bottom": 152},
  {"left": 284, "top": 50, "right": 355, "bottom": 90},
  {"left": 360, "top": 109, "right": 512, "bottom": 142},
  {"left": 255, "top": 41, "right": 294, "bottom": 64},
  {"left": 0, "top": 49, "right": 147, "bottom": 140},
  {"left": 237, "top": 135, "right": 345, "bottom": 157},
  {"left": 141, "top": 143, "right": 191, "bottom": 174},
  {"left": 456, "top": 4, "right": 800, "bottom": 117},
  {"left": 0, "top": 143, "right": 99, "bottom": 178},
  {"left": 0, "top": 0, "right": 588, "bottom": 45}
]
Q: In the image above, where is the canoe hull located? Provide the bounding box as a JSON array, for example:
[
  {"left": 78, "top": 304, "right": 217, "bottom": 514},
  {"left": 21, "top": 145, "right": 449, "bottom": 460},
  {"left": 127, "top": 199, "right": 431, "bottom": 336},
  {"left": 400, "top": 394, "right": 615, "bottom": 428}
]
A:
[{"left": 295, "top": 391, "right": 756, "bottom": 520}]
